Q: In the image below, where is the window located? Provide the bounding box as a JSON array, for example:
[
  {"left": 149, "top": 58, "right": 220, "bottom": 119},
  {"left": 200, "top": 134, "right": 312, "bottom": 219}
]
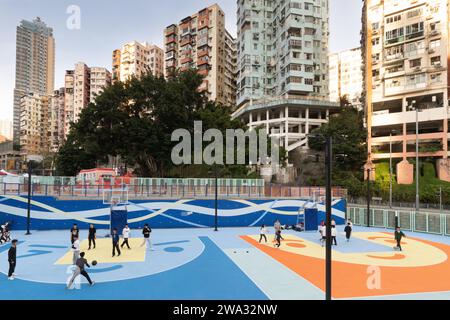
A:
[
  {"left": 410, "top": 58, "right": 421, "bottom": 68},
  {"left": 405, "top": 22, "right": 424, "bottom": 39},
  {"left": 386, "top": 14, "right": 401, "bottom": 24},
  {"left": 406, "top": 8, "right": 422, "bottom": 19},
  {"left": 430, "top": 39, "right": 441, "bottom": 49},
  {"left": 385, "top": 27, "right": 404, "bottom": 43},
  {"left": 406, "top": 73, "right": 426, "bottom": 86},
  {"left": 430, "top": 73, "right": 441, "bottom": 83},
  {"left": 431, "top": 56, "right": 441, "bottom": 66}
]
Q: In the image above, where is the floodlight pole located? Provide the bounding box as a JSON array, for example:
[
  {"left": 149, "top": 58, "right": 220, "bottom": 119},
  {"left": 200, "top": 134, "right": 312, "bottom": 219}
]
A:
[
  {"left": 26, "top": 161, "right": 32, "bottom": 235},
  {"left": 325, "top": 136, "right": 332, "bottom": 301}
]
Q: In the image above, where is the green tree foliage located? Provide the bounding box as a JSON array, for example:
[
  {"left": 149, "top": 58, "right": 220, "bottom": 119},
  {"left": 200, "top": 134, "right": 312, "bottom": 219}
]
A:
[
  {"left": 307, "top": 96, "right": 367, "bottom": 194},
  {"left": 56, "top": 70, "right": 269, "bottom": 178}
]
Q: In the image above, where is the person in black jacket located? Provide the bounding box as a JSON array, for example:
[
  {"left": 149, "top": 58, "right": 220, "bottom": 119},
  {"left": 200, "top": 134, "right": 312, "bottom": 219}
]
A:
[
  {"left": 112, "top": 228, "right": 121, "bottom": 257},
  {"left": 394, "top": 227, "right": 406, "bottom": 251},
  {"left": 140, "top": 224, "right": 153, "bottom": 251},
  {"left": 344, "top": 223, "right": 352, "bottom": 242},
  {"left": 274, "top": 229, "right": 284, "bottom": 248},
  {"left": 70, "top": 224, "right": 79, "bottom": 244},
  {"left": 8, "top": 239, "right": 18, "bottom": 280},
  {"left": 88, "top": 224, "right": 96, "bottom": 250}
]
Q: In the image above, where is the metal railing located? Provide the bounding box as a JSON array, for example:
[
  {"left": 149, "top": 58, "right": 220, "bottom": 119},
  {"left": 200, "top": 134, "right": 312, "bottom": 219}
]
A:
[
  {"left": 348, "top": 206, "right": 450, "bottom": 236},
  {"left": 0, "top": 182, "right": 266, "bottom": 199},
  {"left": 0, "top": 181, "right": 348, "bottom": 200}
]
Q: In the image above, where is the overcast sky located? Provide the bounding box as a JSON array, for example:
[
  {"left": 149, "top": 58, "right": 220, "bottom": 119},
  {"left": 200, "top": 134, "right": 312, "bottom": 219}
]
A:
[{"left": 0, "top": 0, "right": 363, "bottom": 121}]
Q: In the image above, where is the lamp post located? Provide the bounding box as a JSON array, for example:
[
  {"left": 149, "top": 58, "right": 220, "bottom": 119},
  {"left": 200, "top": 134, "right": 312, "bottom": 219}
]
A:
[
  {"left": 209, "top": 166, "right": 219, "bottom": 232},
  {"left": 308, "top": 133, "right": 333, "bottom": 300},
  {"left": 366, "top": 167, "right": 375, "bottom": 228},
  {"left": 415, "top": 107, "right": 420, "bottom": 214},
  {"left": 409, "top": 101, "right": 420, "bottom": 214},
  {"left": 26, "top": 162, "right": 32, "bottom": 235},
  {"left": 25, "top": 155, "right": 43, "bottom": 235},
  {"left": 389, "top": 130, "right": 398, "bottom": 209},
  {"left": 324, "top": 135, "right": 332, "bottom": 301},
  {"left": 389, "top": 132, "right": 393, "bottom": 209}
]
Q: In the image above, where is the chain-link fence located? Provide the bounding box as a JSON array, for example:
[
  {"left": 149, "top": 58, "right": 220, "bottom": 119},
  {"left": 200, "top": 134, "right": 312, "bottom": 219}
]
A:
[{"left": 348, "top": 206, "right": 450, "bottom": 237}]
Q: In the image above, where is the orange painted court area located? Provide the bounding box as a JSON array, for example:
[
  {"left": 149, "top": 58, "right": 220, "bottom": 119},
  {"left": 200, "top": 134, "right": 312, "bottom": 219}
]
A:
[{"left": 241, "top": 233, "right": 450, "bottom": 299}]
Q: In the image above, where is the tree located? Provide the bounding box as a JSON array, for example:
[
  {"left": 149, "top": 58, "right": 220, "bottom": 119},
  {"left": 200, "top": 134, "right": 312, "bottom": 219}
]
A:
[
  {"left": 55, "top": 70, "right": 262, "bottom": 178},
  {"left": 309, "top": 96, "right": 367, "bottom": 173}
]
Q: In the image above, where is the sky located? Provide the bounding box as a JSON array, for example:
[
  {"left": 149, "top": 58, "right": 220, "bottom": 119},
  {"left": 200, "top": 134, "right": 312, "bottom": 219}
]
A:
[{"left": 0, "top": 0, "right": 363, "bottom": 122}]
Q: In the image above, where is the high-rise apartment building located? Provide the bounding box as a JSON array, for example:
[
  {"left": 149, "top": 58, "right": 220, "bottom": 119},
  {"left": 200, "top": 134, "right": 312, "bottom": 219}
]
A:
[
  {"left": 164, "top": 4, "right": 237, "bottom": 106},
  {"left": 112, "top": 49, "right": 121, "bottom": 83},
  {"left": 329, "top": 48, "right": 363, "bottom": 108},
  {"left": 236, "top": 0, "right": 330, "bottom": 106},
  {"left": 112, "top": 41, "right": 164, "bottom": 83},
  {"left": 363, "top": 0, "right": 450, "bottom": 183},
  {"left": 19, "top": 93, "right": 49, "bottom": 156},
  {"left": 63, "top": 63, "right": 111, "bottom": 139},
  {"left": 225, "top": 30, "right": 238, "bottom": 108},
  {"left": 64, "top": 62, "right": 90, "bottom": 137},
  {"left": 48, "top": 88, "right": 65, "bottom": 152},
  {"left": 90, "top": 67, "right": 112, "bottom": 103},
  {"left": 13, "top": 17, "right": 55, "bottom": 146},
  {"left": 233, "top": 0, "right": 338, "bottom": 157}
]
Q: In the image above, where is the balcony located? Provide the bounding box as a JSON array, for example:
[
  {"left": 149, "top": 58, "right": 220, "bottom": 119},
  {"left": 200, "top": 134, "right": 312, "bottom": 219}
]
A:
[
  {"left": 181, "top": 57, "right": 193, "bottom": 64},
  {"left": 384, "top": 52, "right": 404, "bottom": 64},
  {"left": 165, "top": 36, "right": 177, "bottom": 45},
  {"left": 165, "top": 26, "right": 177, "bottom": 36},
  {"left": 197, "top": 58, "right": 210, "bottom": 66}
]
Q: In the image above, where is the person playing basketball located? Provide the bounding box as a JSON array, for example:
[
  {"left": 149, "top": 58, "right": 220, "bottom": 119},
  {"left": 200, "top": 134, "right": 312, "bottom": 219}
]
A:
[
  {"left": 121, "top": 224, "right": 131, "bottom": 249},
  {"left": 394, "top": 227, "right": 406, "bottom": 251}
]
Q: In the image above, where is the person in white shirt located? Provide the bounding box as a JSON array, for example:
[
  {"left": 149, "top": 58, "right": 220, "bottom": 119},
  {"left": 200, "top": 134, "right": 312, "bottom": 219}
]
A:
[
  {"left": 121, "top": 224, "right": 131, "bottom": 249},
  {"left": 320, "top": 224, "right": 327, "bottom": 247},
  {"left": 331, "top": 225, "right": 338, "bottom": 246},
  {"left": 72, "top": 236, "right": 80, "bottom": 265},
  {"left": 259, "top": 225, "right": 269, "bottom": 243}
]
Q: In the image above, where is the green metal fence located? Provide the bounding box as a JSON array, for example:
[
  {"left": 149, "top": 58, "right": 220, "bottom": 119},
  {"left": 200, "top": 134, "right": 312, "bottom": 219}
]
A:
[{"left": 348, "top": 206, "right": 450, "bottom": 236}]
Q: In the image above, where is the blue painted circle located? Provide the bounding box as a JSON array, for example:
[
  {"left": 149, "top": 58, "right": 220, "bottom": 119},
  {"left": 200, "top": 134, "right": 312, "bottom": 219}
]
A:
[{"left": 164, "top": 246, "right": 184, "bottom": 253}]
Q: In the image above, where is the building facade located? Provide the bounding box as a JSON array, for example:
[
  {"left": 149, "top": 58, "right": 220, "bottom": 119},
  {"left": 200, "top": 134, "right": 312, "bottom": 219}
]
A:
[
  {"left": 164, "top": 4, "right": 237, "bottom": 106},
  {"left": 13, "top": 17, "right": 55, "bottom": 146},
  {"left": 112, "top": 49, "right": 122, "bottom": 83},
  {"left": 48, "top": 88, "right": 65, "bottom": 152},
  {"left": 0, "top": 141, "right": 21, "bottom": 171},
  {"left": 90, "top": 67, "right": 112, "bottom": 103},
  {"left": 19, "top": 93, "right": 49, "bottom": 156},
  {"left": 364, "top": 0, "right": 450, "bottom": 183},
  {"left": 329, "top": 47, "right": 363, "bottom": 108},
  {"left": 63, "top": 63, "right": 111, "bottom": 139},
  {"left": 64, "top": 62, "right": 90, "bottom": 137},
  {"left": 233, "top": 0, "right": 335, "bottom": 158},
  {"left": 112, "top": 41, "right": 164, "bottom": 83},
  {"left": 236, "top": 0, "right": 330, "bottom": 107}
]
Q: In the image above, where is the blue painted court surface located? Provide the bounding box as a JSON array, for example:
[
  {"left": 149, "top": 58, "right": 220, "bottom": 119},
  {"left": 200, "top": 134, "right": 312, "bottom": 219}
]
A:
[{"left": 0, "top": 227, "right": 450, "bottom": 300}]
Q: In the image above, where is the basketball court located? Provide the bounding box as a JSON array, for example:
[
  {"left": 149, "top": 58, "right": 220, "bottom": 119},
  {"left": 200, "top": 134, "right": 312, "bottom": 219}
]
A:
[{"left": 0, "top": 226, "right": 450, "bottom": 300}]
